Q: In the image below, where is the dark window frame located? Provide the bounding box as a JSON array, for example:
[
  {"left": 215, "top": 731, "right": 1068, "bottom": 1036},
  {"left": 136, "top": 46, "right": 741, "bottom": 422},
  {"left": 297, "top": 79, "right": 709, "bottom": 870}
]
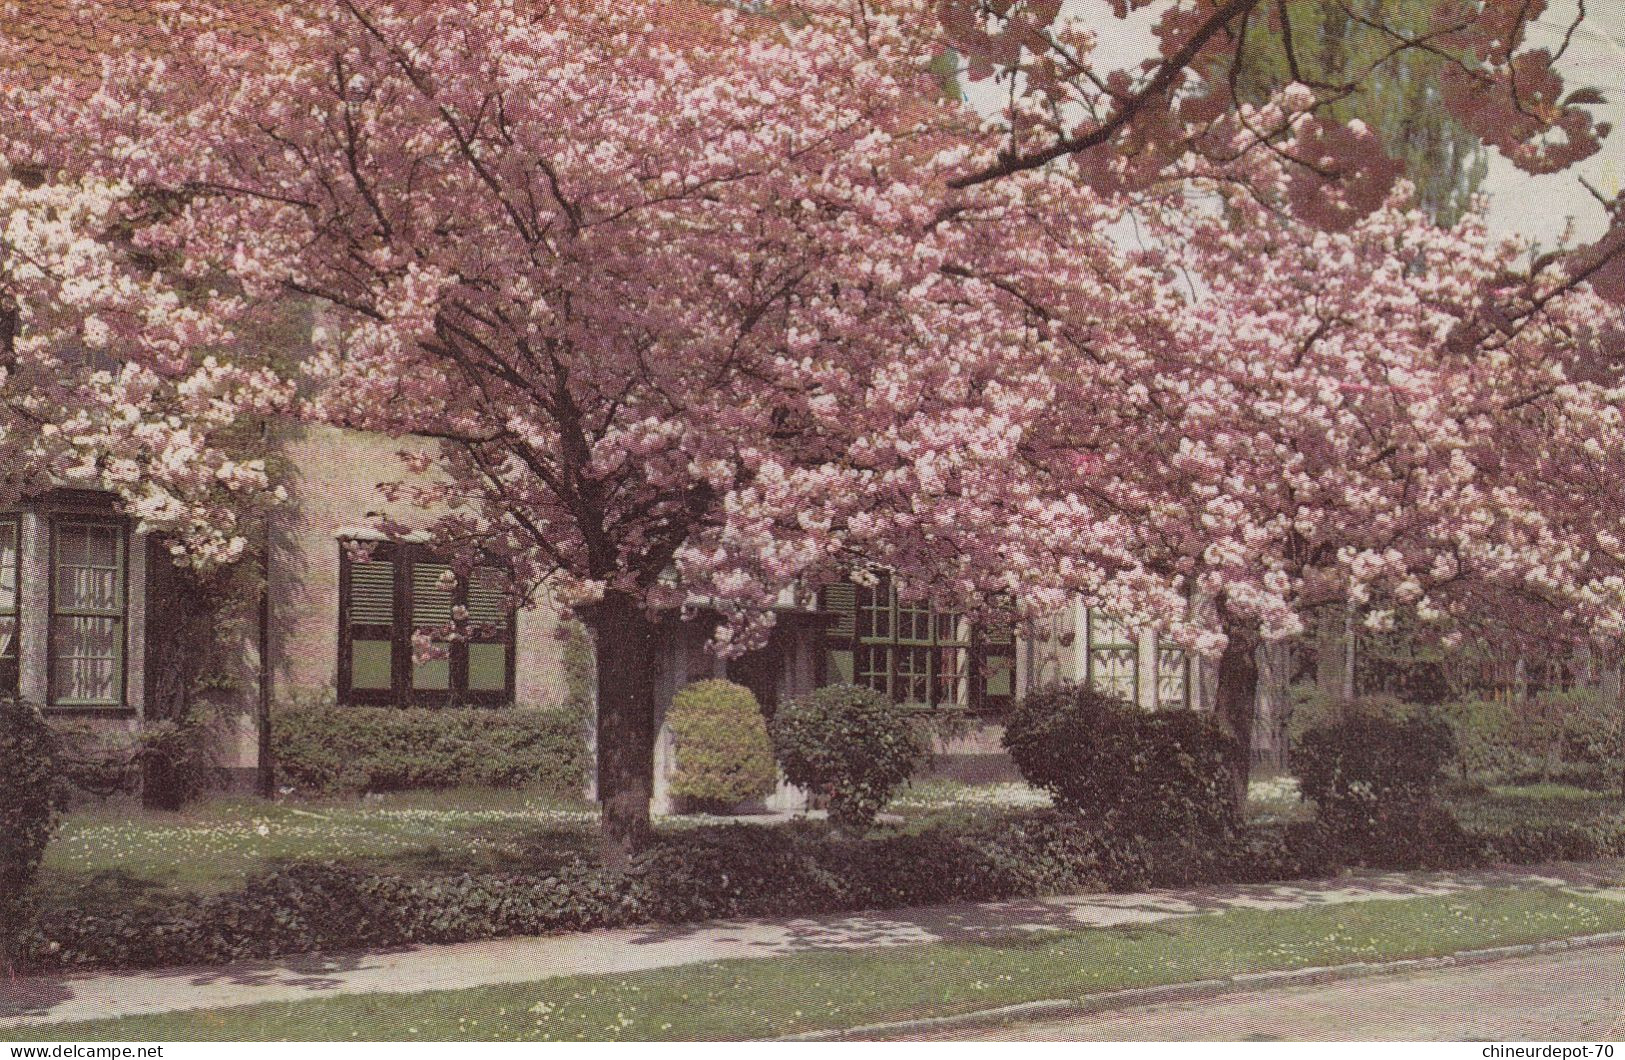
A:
[
  {"left": 819, "top": 574, "right": 1016, "bottom": 715},
  {"left": 47, "top": 515, "right": 130, "bottom": 711},
  {"left": 337, "top": 540, "right": 517, "bottom": 707}
]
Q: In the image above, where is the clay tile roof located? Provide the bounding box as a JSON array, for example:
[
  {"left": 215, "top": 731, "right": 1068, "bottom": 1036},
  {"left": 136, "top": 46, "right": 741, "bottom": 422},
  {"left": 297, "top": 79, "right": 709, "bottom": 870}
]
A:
[{"left": 2, "top": 1, "right": 278, "bottom": 80}]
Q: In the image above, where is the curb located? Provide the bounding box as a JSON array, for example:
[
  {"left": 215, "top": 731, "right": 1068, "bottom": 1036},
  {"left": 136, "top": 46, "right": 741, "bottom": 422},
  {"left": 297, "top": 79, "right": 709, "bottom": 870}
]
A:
[{"left": 776, "top": 929, "right": 1625, "bottom": 1041}]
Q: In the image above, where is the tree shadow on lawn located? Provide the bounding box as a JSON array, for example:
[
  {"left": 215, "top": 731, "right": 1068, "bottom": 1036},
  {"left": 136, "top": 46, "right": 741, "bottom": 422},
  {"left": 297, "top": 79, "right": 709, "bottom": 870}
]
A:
[
  {"left": 370, "top": 823, "right": 597, "bottom": 877},
  {"left": 36, "top": 869, "right": 167, "bottom": 912}
]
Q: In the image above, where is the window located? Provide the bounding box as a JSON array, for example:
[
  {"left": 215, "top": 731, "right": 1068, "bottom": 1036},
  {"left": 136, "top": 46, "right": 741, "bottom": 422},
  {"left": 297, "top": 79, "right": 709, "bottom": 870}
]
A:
[
  {"left": 820, "top": 574, "right": 1015, "bottom": 713},
  {"left": 0, "top": 518, "right": 17, "bottom": 698},
  {"left": 1156, "top": 642, "right": 1190, "bottom": 708},
  {"left": 1085, "top": 609, "right": 1191, "bottom": 708},
  {"left": 50, "top": 519, "right": 127, "bottom": 707},
  {"left": 1085, "top": 610, "right": 1138, "bottom": 702},
  {"left": 338, "top": 541, "right": 515, "bottom": 706}
]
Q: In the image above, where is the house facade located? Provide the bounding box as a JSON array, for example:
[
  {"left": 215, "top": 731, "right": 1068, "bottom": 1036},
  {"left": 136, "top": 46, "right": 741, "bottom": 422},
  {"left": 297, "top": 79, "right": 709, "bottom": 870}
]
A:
[
  {"left": 1, "top": 1, "right": 1226, "bottom": 810},
  {"left": 1, "top": 416, "right": 1218, "bottom": 807}
]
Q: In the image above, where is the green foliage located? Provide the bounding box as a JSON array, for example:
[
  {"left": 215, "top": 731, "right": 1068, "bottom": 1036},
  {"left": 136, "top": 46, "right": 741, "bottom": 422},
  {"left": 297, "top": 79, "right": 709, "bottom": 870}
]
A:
[
  {"left": 1437, "top": 690, "right": 1622, "bottom": 789},
  {"left": 1, "top": 699, "right": 68, "bottom": 972},
  {"left": 770, "top": 685, "right": 928, "bottom": 831},
  {"left": 667, "top": 680, "right": 776, "bottom": 808},
  {"left": 1292, "top": 701, "right": 1462, "bottom": 865},
  {"left": 272, "top": 705, "right": 586, "bottom": 796},
  {"left": 141, "top": 710, "right": 220, "bottom": 811},
  {"left": 1003, "top": 682, "right": 1239, "bottom": 839},
  {"left": 17, "top": 785, "right": 1625, "bottom": 973},
  {"left": 1224, "top": 0, "right": 1487, "bottom": 226},
  {"left": 559, "top": 620, "right": 595, "bottom": 716},
  {"left": 14, "top": 813, "right": 1327, "bottom": 973}
]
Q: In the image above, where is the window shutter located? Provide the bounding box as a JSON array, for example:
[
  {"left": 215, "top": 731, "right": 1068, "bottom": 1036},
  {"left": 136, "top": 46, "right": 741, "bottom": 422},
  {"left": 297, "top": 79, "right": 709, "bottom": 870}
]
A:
[
  {"left": 467, "top": 568, "right": 508, "bottom": 627},
  {"left": 348, "top": 560, "right": 396, "bottom": 625},
  {"left": 823, "top": 584, "right": 857, "bottom": 639},
  {"left": 412, "top": 562, "right": 455, "bottom": 627}
]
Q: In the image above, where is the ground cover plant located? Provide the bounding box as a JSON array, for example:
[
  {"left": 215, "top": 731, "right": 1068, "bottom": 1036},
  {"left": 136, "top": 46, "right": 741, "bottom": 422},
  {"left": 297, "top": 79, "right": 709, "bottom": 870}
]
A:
[
  {"left": 21, "top": 768, "right": 1625, "bottom": 976},
  {"left": 9, "top": 884, "right": 1625, "bottom": 1042}
]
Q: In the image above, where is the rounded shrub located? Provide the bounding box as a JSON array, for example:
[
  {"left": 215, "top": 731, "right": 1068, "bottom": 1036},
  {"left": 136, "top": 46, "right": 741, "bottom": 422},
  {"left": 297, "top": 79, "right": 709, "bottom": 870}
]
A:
[
  {"left": 1002, "top": 682, "right": 1238, "bottom": 839},
  {"left": 1, "top": 699, "right": 68, "bottom": 972},
  {"left": 770, "top": 684, "right": 929, "bottom": 832},
  {"left": 666, "top": 679, "right": 776, "bottom": 809},
  {"left": 1292, "top": 702, "right": 1464, "bottom": 865}
]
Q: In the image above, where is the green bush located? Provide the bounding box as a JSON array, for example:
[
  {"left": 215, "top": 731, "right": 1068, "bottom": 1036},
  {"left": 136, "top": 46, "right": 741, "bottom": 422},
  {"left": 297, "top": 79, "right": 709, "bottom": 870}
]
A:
[
  {"left": 770, "top": 685, "right": 929, "bottom": 831},
  {"left": 1, "top": 699, "right": 68, "bottom": 972},
  {"left": 1437, "top": 691, "right": 1621, "bottom": 790},
  {"left": 1003, "top": 682, "right": 1239, "bottom": 839},
  {"left": 667, "top": 680, "right": 776, "bottom": 809},
  {"left": 141, "top": 709, "right": 220, "bottom": 810},
  {"left": 18, "top": 794, "right": 1622, "bottom": 974},
  {"left": 1293, "top": 702, "right": 1461, "bottom": 864},
  {"left": 272, "top": 705, "right": 586, "bottom": 795}
]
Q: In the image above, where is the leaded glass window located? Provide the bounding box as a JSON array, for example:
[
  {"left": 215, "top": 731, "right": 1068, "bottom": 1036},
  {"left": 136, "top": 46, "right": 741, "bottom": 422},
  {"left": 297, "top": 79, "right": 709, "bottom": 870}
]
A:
[
  {"left": 1157, "top": 643, "right": 1190, "bottom": 708},
  {"left": 1086, "top": 610, "right": 1138, "bottom": 702},
  {"left": 50, "top": 520, "right": 126, "bottom": 707},
  {"left": 820, "top": 575, "right": 1012, "bottom": 712}
]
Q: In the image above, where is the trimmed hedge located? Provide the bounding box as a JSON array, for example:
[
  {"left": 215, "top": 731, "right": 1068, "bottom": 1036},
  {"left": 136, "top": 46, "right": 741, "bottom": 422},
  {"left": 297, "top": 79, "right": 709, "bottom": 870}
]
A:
[
  {"left": 667, "top": 680, "right": 776, "bottom": 808},
  {"left": 17, "top": 799, "right": 1625, "bottom": 974},
  {"left": 272, "top": 705, "right": 587, "bottom": 795},
  {"left": 1293, "top": 704, "right": 1463, "bottom": 868},
  {"left": 1442, "top": 692, "right": 1623, "bottom": 790},
  {"left": 1003, "top": 682, "right": 1238, "bottom": 839}
]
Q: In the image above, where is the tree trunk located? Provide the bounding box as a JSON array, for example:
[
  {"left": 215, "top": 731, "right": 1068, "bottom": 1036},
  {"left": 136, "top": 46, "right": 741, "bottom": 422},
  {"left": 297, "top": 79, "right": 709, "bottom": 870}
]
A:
[
  {"left": 1214, "top": 626, "right": 1260, "bottom": 815},
  {"left": 581, "top": 592, "right": 662, "bottom": 869}
]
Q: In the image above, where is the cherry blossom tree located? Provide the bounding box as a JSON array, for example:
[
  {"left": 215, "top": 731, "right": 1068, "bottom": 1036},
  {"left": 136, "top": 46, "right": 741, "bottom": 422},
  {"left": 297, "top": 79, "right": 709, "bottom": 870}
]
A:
[
  {"left": 10, "top": 0, "right": 1624, "bottom": 846},
  {"left": 1014, "top": 146, "right": 1625, "bottom": 805},
  {"left": 0, "top": 0, "right": 1186, "bottom": 856},
  {"left": 933, "top": 0, "right": 1625, "bottom": 317},
  {"left": 0, "top": 160, "right": 289, "bottom": 567}
]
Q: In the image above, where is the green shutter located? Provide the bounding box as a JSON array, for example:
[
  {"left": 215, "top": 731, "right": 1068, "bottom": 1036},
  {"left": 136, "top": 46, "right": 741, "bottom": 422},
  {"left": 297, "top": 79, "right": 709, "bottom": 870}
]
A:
[
  {"left": 823, "top": 584, "right": 857, "bottom": 639},
  {"left": 467, "top": 568, "right": 508, "bottom": 626},
  {"left": 349, "top": 560, "right": 396, "bottom": 625},
  {"left": 412, "top": 562, "right": 455, "bottom": 626}
]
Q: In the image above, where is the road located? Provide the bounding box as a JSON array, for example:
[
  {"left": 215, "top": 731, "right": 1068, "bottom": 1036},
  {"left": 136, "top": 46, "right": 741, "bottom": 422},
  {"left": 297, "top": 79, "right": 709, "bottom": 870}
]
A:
[{"left": 921, "top": 946, "right": 1625, "bottom": 1041}]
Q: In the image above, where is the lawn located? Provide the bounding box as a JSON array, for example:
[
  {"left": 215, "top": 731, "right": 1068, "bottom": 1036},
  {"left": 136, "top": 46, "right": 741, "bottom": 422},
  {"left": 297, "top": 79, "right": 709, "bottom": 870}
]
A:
[
  {"left": 8, "top": 884, "right": 1625, "bottom": 1042},
  {"left": 1448, "top": 782, "right": 1625, "bottom": 833},
  {"left": 38, "top": 775, "right": 1314, "bottom": 901},
  {"left": 41, "top": 787, "right": 600, "bottom": 901},
  {"left": 39, "top": 777, "right": 1625, "bottom": 914}
]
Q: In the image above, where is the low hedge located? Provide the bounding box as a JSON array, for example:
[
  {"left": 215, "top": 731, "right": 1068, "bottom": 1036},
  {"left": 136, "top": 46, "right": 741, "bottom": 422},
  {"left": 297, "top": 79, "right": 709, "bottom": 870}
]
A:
[
  {"left": 2, "top": 700, "right": 68, "bottom": 973},
  {"left": 14, "top": 805, "right": 1624, "bottom": 974},
  {"left": 272, "top": 705, "right": 587, "bottom": 795}
]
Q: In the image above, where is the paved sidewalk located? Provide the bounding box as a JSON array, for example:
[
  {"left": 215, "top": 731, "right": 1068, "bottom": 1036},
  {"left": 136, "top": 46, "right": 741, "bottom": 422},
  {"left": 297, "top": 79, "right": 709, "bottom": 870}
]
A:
[{"left": 3, "top": 860, "right": 1621, "bottom": 1029}]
